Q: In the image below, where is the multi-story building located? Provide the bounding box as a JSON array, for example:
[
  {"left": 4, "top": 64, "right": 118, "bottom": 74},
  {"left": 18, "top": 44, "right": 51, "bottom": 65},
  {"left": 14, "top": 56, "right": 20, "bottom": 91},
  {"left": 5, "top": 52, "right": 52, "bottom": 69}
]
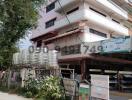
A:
[{"left": 31, "top": 0, "right": 132, "bottom": 80}]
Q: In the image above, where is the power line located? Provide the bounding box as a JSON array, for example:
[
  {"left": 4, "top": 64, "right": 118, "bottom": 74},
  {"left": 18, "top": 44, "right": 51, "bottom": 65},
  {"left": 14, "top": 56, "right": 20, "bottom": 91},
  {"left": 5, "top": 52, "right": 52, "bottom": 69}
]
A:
[{"left": 56, "top": 0, "right": 86, "bottom": 47}]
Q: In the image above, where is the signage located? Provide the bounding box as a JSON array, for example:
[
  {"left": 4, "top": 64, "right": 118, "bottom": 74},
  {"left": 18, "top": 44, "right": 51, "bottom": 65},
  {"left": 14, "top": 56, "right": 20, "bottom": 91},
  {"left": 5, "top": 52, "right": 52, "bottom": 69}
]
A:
[
  {"left": 79, "top": 83, "right": 90, "bottom": 100},
  {"left": 63, "top": 78, "right": 77, "bottom": 96},
  {"left": 81, "top": 36, "right": 132, "bottom": 54},
  {"left": 91, "top": 75, "right": 109, "bottom": 100},
  {"left": 81, "top": 42, "right": 102, "bottom": 54},
  {"left": 79, "top": 84, "right": 90, "bottom": 95},
  {"left": 101, "top": 37, "right": 131, "bottom": 53}
]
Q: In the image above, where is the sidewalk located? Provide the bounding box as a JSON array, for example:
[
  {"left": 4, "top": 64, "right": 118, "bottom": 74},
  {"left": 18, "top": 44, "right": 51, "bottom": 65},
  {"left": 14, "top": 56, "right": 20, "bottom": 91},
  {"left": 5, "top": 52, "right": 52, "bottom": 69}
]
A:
[{"left": 0, "top": 92, "right": 32, "bottom": 100}]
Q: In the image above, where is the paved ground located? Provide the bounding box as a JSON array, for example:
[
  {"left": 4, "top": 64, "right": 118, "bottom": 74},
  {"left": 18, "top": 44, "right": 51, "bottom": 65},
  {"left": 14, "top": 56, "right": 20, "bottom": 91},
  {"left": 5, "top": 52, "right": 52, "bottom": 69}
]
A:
[
  {"left": 0, "top": 91, "right": 132, "bottom": 100},
  {"left": 110, "top": 91, "right": 132, "bottom": 100},
  {"left": 0, "top": 92, "right": 32, "bottom": 100},
  {"left": 111, "top": 95, "right": 131, "bottom": 100}
]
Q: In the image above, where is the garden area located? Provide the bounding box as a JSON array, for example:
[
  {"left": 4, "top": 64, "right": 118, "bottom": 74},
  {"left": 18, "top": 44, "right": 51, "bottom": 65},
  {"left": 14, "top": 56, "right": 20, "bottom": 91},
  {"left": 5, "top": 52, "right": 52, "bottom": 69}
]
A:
[{"left": 0, "top": 74, "right": 68, "bottom": 100}]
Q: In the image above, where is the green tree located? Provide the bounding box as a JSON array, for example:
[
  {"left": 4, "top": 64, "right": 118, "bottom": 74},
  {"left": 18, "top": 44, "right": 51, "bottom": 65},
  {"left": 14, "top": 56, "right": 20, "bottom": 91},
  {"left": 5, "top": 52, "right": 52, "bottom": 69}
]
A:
[{"left": 0, "top": 0, "right": 46, "bottom": 68}]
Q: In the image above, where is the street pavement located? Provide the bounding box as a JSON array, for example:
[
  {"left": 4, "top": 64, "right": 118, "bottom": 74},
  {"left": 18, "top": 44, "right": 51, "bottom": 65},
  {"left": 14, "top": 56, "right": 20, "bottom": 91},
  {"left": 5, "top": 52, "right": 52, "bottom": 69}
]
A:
[
  {"left": 0, "top": 92, "right": 32, "bottom": 100},
  {"left": 110, "top": 91, "right": 132, "bottom": 100},
  {"left": 111, "top": 95, "right": 131, "bottom": 100},
  {"left": 0, "top": 91, "right": 132, "bottom": 100}
]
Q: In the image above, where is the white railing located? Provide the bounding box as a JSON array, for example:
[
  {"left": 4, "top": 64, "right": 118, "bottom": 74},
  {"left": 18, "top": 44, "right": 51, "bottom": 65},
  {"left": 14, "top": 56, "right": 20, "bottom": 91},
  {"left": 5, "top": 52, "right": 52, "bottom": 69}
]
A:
[
  {"left": 54, "top": 9, "right": 84, "bottom": 29},
  {"left": 96, "top": 0, "right": 128, "bottom": 19},
  {"left": 55, "top": 8, "right": 128, "bottom": 35},
  {"left": 55, "top": 0, "right": 76, "bottom": 11},
  {"left": 108, "top": 0, "right": 127, "bottom": 14},
  {"left": 84, "top": 9, "right": 128, "bottom": 35}
]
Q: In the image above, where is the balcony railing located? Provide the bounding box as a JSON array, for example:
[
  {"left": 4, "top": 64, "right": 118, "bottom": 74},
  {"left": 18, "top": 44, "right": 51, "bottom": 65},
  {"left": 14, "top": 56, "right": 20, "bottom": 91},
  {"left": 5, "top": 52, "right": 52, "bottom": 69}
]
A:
[
  {"left": 54, "top": 9, "right": 128, "bottom": 35},
  {"left": 54, "top": 9, "right": 84, "bottom": 30},
  {"left": 32, "top": 4, "right": 129, "bottom": 39},
  {"left": 55, "top": 0, "right": 76, "bottom": 11},
  {"left": 96, "top": 0, "right": 128, "bottom": 19},
  {"left": 84, "top": 9, "right": 128, "bottom": 35}
]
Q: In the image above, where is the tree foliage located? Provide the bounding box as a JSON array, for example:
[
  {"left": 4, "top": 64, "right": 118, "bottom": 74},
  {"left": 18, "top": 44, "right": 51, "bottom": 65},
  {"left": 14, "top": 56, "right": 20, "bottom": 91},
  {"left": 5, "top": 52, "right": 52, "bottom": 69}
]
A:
[{"left": 0, "top": 0, "right": 46, "bottom": 68}]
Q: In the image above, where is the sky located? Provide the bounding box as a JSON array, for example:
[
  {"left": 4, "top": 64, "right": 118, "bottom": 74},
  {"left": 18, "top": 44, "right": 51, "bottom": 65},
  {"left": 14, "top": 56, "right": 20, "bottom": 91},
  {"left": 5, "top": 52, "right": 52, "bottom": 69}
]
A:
[{"left": 18, "top": 32, "right": 32, "bottom": 49}]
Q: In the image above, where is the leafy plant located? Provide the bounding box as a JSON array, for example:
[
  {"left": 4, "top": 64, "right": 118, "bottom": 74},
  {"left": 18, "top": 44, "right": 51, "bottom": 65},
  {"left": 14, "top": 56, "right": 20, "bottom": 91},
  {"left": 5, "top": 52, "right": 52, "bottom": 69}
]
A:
[
  {"left": 24, "top": 91, "right": 33, "bottom": 98},
  {"left": 37, "top": 76, "right": 65, "bottom": 100},
  {"left": 22, "top": 73, "right": 39, "bottom": 98}
]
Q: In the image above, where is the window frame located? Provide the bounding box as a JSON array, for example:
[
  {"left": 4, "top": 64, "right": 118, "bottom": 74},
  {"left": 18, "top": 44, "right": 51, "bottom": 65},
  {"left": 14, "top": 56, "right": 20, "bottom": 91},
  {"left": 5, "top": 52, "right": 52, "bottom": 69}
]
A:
[
  {"left": 112, "top": 19, "right": 120, "bottom": 24},
  {"left": 46, "top": 2, "right": 55, "bottom": 13},
  {"left": 89, "top": 7, "right": 107, "bottom": 17},
  {"left": 89, "top": 28, "right": 107, "bottom": 38},
  {"left": 66, "top": 7, "right": 79, "bottom": 15},
  {"left": 45, "top": 18, "right": 56, "bottom": 28}
]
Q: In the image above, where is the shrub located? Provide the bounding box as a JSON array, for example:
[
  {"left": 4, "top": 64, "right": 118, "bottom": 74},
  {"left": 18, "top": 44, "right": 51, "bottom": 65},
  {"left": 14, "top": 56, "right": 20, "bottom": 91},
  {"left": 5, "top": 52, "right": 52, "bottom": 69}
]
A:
[
  {"left": 0, "top": 86, "right": 9, "bottom": 92},
  {"left": 37, "top": 76, "right": 65, "bottom": 100},
  {"left": 22, "top": 73, "right": 39, "bottom": 98},
  {"left": 24, "top": 91, "right": 33, "bottom": 98}
]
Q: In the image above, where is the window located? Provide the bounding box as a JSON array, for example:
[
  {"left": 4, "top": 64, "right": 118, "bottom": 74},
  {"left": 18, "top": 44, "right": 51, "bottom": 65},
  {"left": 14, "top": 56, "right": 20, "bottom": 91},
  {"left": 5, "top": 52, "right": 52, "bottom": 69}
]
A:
[
  {"left": 46, "top": 2, "right": 55, "bottom": 13},
  {"left": 61, "top": 44, "right": 81, "bottom": 55},
  {"left": 37, "top": 40, "right": 42, "bottom": 47},
  {"left": 112, "top": 19, "right": 120, "bottom": 24},
  {"left": 89, "top": 7, "right": 106, "bottom": 17},
  {"left": 65, "top": 46, "right": 69, "bottom": 55},
  {"left": 89, "top": 28, "right": 107, "bottom": 38},
  {"left": 69, "top": 46, "right": 74, "bottom": 54},
  {"left": 74, "top": 44, "right": 81, "bottom": 54},
  {"left": 61, "top": 47, "right": 66, "bottom": 55},
  {"left": 66, "top": 7, "right": 79, "bottom": 15},
  {"left": 45, "top": 18, "right": 56, "bottom": 28}
]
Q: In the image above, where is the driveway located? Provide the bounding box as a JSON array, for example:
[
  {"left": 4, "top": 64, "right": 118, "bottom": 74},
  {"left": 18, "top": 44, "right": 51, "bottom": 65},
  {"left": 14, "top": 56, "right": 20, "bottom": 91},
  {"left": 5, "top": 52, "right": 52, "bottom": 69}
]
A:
[{"left": 0, "top": 92, "right": 32, "bottom": 100}]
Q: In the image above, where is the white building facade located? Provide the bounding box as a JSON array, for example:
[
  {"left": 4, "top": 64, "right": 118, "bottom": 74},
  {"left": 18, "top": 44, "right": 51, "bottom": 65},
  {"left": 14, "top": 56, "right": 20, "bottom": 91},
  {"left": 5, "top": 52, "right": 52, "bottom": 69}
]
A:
[{"left": 31, "top": 0, "right": 132, "bottom": 80}]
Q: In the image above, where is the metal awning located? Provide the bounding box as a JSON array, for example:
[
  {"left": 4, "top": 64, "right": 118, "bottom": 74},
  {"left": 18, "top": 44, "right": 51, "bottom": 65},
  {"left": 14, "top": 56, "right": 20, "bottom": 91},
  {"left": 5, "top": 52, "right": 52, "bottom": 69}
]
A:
[{"left": 43, "top": 29, "right": 81, "bottom": 43}]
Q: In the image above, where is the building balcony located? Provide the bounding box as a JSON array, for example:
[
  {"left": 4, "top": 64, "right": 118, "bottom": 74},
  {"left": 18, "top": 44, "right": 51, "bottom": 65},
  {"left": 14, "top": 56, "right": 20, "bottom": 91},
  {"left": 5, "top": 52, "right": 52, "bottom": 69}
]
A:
[
  {"left": 84, "top": 9, "right": 129, "bottom": 35},
  {"left": 55, "top": 0, "right": 128, "bottom": 19},
  {"left": 31, "top": 5, "right": 129, "bottom": 40},
  {"left": 55, "top": 9, "right": 129, "bottom": 36},
  {"left": 54, "top": 9, "right": 84, "bottom": 30},
  {"left": 96, "top": 0, "right": 128, "bottom": 20},
  {"left": 55, "top": 0, "right": 78, "bottom": 12},
  {"left": 126, "top": 0, "right": 132, "bottom": 5},
  {"left": 111, "top": 0, "right": 132, "bottom": 14}
]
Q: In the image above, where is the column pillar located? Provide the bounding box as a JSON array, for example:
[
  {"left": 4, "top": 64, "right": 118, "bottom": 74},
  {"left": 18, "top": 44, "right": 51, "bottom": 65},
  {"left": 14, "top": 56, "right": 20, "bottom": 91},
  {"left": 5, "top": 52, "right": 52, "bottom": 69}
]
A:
[{"left": 81, "top": 59, "right": 86, "bottom": 80}]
